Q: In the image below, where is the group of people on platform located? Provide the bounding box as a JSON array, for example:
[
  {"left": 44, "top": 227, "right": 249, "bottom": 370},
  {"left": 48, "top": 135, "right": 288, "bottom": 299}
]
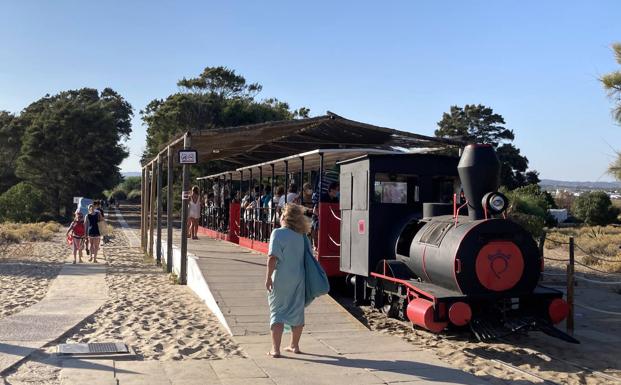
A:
[{"left": 65, "top": 200, "right": 108, "bottom": 264}]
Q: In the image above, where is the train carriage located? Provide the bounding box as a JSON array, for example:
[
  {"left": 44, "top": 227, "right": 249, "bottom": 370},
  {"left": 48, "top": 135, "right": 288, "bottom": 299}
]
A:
[{"left": 197, "top": 148, "right": 403, "bottom": 276}]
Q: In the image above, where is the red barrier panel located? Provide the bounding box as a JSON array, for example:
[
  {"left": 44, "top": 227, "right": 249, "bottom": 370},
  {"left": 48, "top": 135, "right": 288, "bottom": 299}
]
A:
[
  {"left": 317, "top": 202, "right": 343, "bottom": 277},
  {"left": 228, "top": 203, "right": 240, "bottom": 244}
]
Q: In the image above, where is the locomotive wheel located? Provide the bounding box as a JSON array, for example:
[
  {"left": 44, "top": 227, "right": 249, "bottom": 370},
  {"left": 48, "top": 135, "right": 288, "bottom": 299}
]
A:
[
  {"left": 370, "top": 285, "right": 385, "bottom": 309},
  {"left": 382, "top": 295, "right": 399, "bottom": 318}
]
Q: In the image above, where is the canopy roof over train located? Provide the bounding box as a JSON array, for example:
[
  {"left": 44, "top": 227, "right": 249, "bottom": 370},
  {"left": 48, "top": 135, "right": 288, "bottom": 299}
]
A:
[
  {"left": 197, "top": 148, "right": 405, "bottom": 180},
  {"left": 148, "top": 111, "right": 462, "bottom": 169}
]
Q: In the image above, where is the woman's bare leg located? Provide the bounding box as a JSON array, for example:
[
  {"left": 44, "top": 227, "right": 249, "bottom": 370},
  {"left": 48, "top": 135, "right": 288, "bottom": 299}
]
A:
[
  {"left": 78, "top": 240, "right": 83, "bottom": 262},
  {"left": 285, "top": 325, "right": 303, "bottom": 353},
  {"left": 191, "top": 218, "right": 198, "bottom": 238},
  {"left": 270, "top": 323, "right": 284, "bottom": 357},
  {"left": 91, "top": 237, "right": 101, "bottom": 262}
]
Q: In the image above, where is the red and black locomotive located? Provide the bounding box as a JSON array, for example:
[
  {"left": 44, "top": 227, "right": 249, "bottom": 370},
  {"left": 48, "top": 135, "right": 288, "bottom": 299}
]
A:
[{"left": 339, "top": 144, "right": 576, "bottom": 342}]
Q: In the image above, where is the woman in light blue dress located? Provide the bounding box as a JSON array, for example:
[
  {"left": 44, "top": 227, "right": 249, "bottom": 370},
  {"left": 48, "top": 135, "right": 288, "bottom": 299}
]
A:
[{"left": 265, "top": 203, "right": 309, "bottom": 358}]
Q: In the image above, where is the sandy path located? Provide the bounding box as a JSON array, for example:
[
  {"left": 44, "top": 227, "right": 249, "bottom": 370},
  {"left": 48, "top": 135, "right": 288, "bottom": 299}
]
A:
[
  {"left": 2, "top": 225, "right": 243, "bottom": 385},
  {"left": 62, "top": 228, "right": 244, "bottom": 361},
  {"left": 0, "top": 235, "right": 66, "bottom": 320}
]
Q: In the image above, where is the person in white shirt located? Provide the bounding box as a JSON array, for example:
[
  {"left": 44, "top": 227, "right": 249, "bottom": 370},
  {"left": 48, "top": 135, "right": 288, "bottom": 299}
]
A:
[{"left": 278, "top": 184, "right": 299, "bottom": 208}]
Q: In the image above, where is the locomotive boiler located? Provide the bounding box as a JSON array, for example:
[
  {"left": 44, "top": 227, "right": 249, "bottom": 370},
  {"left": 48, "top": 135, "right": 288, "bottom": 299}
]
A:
[{"left": 339, "top": 144, "right": 575, "bottom": 342}]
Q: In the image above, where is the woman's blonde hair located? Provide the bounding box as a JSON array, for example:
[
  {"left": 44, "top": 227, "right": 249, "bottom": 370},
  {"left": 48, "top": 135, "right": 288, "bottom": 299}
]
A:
[{"left": 280, "top": 203, "right": 310, "bottom": 235}]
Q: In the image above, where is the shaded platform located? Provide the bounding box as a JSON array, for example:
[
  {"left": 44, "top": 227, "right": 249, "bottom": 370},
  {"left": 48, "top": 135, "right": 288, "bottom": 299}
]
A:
[{"left": 0, "top": 261, "right": 107, "bottom": 375}]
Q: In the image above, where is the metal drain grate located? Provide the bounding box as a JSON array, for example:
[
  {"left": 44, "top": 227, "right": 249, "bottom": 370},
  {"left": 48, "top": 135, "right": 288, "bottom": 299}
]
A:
[
  {"left": 58, "top": 342, "right": 129, "bottom": 355},
  {"left": 88, "top": 343, "right": 128, "bottom": 354}
]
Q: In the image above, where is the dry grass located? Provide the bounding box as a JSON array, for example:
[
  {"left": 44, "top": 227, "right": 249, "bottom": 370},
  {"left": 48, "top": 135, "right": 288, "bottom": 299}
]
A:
[
  {"left": 0, "top": 222, "right": 61, "bottom": 246},
  {"left": 546, "top": 225, "right": 621, "bottom": 272}
]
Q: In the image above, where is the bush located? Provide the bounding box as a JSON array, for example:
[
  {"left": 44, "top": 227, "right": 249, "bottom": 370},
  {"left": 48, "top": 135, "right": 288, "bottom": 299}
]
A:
[
  {"left": 571, "top": 191, "right": 620, "bottom": 225},
  {"left": 127, "top": 189, "right": 141, "bottom": 202},
  {"left": 110, "top": 188, "right": 127, "bottom": 201},
  {"left": 504, "top": 184, "right": 555, "bottom": 236},
  {"left": 0, "top": 182, "right": 46, "bottom": 222},
  {"left": 119, "top": 176, "right": 141, "bottom": 192}
]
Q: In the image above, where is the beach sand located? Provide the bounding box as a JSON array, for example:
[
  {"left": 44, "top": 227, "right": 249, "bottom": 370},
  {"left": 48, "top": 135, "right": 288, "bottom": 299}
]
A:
[
  {"left": 62, "top": 228, "right": 244, "bottom": 360},
  {"left": 0, "top": 235, "right": 66, "bottom": 320}
]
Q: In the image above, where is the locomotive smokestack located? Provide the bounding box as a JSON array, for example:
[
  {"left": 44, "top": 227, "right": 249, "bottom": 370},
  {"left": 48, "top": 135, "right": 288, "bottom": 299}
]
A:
[{"left": 457, "top": 144, "right": 500, "bottom": 220}]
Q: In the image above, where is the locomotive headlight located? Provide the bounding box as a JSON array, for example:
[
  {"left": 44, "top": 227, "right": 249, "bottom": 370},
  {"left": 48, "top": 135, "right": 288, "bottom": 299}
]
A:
[{"left": 482, "top": 192, "right": 508, "bottom": 214}]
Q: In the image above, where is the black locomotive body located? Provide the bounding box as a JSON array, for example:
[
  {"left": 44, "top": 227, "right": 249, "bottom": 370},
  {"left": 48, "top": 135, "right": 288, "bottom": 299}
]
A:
[{"left": 340, "top": 144, "right": 575, "bottom": 342}]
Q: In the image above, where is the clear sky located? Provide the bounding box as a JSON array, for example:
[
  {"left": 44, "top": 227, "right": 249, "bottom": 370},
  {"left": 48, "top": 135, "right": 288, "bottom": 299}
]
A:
[{"left": 1, "top": 1, "right": 620, "bottom": 181}]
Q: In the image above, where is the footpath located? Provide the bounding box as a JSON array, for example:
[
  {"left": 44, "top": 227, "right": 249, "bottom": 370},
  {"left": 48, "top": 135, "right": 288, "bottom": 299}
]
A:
[{"left": 0, "top": 258, "right": 107, "bottom": 374}]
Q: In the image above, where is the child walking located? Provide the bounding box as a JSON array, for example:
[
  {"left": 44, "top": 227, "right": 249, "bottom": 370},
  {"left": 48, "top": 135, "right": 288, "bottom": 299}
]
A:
[{"left": 66, "top": 211, "right": 86, "bottom": 264}]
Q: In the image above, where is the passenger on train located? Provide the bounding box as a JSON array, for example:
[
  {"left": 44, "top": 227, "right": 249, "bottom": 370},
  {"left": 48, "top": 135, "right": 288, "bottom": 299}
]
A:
[
  {"left": 301, "top": 183, "right": 313, "bottom": 205},
  {"left": 278, "top": 184, "right": 299, "bottom": 208},
  {"left": 320, "top": 181, "right": 339, "bottom": 203},
  {"left": 261, "top": 185, "right": 272, "bottom": 221}
]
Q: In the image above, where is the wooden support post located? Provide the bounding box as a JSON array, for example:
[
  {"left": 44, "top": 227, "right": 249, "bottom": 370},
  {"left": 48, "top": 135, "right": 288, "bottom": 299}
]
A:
[
  {"left": 179, "top": 133, "right": 191, "bottom": 285},
  {"left": 318, "top": 152, "right": 324, "bottom": 199},
  {"left": 300, "top": 157, "right": 305, "bottom": 204},
  {"left": 270, "top": 164, "right": 275, "bottom": 226},
  {"left": 149, "top": 163, "right": 156, "bottom": 258},
  {"left": 141, "top": 167, "right": 146, "bottom": 250},
  {"left": 156, "top": 155, "right": 163, "bottom": 266},
  {"left": 167, "top": 146, "right": 173, "bottom": 273},
  {"left": 567, "top": 236, "right": 575, "bottom": 335},
  {"left": 284, "top": 160, "right": 289, "bottom": 204}
]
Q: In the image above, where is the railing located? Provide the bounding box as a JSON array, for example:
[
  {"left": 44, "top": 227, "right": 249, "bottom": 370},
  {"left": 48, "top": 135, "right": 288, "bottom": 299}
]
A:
[
  {"left": 540, "top": 234, "right": 621, "bottom": 336},
  {"left": 202, "top": 206, "right": 229, "bottom": 233},
  {"left": 239, "top": 207, "right": 278, "bottom": 243}
]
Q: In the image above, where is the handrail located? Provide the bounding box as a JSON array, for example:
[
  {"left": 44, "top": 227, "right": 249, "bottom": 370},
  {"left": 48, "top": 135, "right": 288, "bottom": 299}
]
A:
[
  {"left": 328, "top": 234, "right": 341, "bottom": 247},
  {"left": 329, "top": 206, "right": 341, "bottom": 221},
  {"left": 453, "top": 199, "right": 469, "bottom": 226}
]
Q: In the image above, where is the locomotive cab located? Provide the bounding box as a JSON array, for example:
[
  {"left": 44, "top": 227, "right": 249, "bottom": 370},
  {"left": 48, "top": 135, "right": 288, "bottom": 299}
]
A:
[{"left": 338, "top": 153, "right": 459, "bottom": 281}]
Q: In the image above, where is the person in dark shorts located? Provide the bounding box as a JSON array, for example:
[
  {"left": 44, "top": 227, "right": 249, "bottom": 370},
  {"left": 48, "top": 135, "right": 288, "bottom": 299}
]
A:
[{"left": 84, "top": 204, "right": 102, "bottom": 262}]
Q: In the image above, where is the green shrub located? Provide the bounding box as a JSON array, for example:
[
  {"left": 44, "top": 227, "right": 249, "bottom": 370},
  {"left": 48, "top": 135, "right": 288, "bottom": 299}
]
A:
[
  {"left": 571, "top": 191, "right": 620, "bottom": 225},
  {"left": 0, "top": 182, "right": 46, "bottom": 222},
  {"left": 508, "top": 212, "right": 546, "bottom": 238},
  {"left": 504, "top": 184, "right": 555, "bottom": 236},
  {"left": 119, "top": 176, "right": 141, "bottom": 192},
  {"left": 127, "top": 189, "right": 141, "bottom": 202},
  {"left": 110, "top": 188, "right": 127, "bottom": 201}
]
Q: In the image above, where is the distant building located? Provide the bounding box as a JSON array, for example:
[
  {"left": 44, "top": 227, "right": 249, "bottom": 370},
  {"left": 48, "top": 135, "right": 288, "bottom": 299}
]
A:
[{"left": 549, "top": 209, "right": 568, "bottom": 223}]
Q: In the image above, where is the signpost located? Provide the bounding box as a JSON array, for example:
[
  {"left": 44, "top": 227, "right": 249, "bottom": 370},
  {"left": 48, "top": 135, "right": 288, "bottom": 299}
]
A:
[{"left": 178, "top": 149, "right": 198, "bottom": 164}]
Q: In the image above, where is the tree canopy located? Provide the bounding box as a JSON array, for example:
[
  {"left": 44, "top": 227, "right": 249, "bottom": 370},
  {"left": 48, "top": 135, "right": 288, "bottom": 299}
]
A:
[
  {"left": 601, "top": 43, "right": 621, "bottom": 180},
  {"left": 601, "top": 42, "right": 621, "bottom": 124},
  {"left": 141, "top": 66, "right": 309, "bottom": 163},
  {"left": 435, "top": 104, "right": 538, "bottom": 189},
  {"left": 571, "top": 191, "right": 620, "bottom": 226},
  {"left": 6, "top": 88, "right": 133, "bottom": 217},
  {"left": 0, "top": 111, "right": 23, "bottom": 194}
]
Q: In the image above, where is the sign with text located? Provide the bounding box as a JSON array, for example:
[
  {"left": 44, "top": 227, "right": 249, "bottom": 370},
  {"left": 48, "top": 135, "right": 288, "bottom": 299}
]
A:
[
  {"left": 178, "top": 149, "right": 198, "bottom": 164},
  {"left": 73, "top": 197, "right": 82, "bottom": 204},
  {"left": 182, "top": 190, "right": 191, "bottom": 200}
]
